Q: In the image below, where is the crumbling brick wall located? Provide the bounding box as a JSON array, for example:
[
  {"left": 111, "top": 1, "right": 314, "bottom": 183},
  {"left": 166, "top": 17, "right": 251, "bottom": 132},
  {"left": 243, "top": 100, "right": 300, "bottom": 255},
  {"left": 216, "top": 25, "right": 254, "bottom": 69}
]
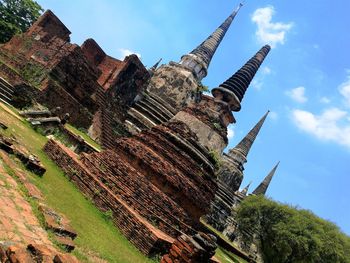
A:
[
  {"left": 44, "top": 139, "right": 173, "bottom": 255},
  {"left": 26, "top": 9, "right": 71, "bottom": 43},
  {"left": 38, "top": 79, "right": 93, "bottom": 128}
]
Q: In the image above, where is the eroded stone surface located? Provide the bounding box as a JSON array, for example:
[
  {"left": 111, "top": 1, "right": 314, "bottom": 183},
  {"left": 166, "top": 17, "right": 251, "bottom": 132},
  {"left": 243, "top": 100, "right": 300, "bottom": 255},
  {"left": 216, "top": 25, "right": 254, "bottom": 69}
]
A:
[
  {"left": 161, "top": 233, "right": 218, "bottom": 263},
  {"left": 0, "top": 156, "right": 51, "bottom": 247},
  {"left": 0, "top": 134, "right": 46, "bottom": 176},
  {"left": 0, "top": 150, "right": 79, "bottom": 262},
  {"left": 148, "top": 63, "right": 198, "bottom": 111}
]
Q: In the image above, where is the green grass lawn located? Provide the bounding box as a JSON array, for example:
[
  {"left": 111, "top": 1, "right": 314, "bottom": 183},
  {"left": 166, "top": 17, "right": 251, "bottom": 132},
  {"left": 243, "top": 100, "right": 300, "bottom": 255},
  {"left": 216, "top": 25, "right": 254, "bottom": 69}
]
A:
[
  {"left": 0, "top": 102, "right": 154, "bottom": 263},
  {"left": 64, "top": 123, "right": 102, "bottom": 151},
  {"left": 200, "top": 219, "right": 248, "bottom": 263},
  {"left": 215, "top": 247, "right": 248, "bottom": 263}
]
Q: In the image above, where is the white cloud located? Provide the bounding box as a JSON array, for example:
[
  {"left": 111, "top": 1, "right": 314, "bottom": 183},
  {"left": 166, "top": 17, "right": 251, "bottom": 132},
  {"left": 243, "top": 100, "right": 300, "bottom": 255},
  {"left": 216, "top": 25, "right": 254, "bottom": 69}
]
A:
[
  {"left": 269, "top": 111, "right": 278, "bottom": 120},
  {"left": 119, "top": 48, "right": 141, "bottom": 59},
  {"left": 262, "top": 66, "right": 272, "bottom": 75},
  {"left": 320, "top": 97, "right": 331, "bottom": 104},
  {"left": 251, "top": 66, "right": 271, "bottom": 91},
  {"left": 339, "top": 74, "right": 350, "bottom": 107},
  {"left": 251, "top": 79, "right": 263, "bottom": 90},
  {"left": 292, "top": 108, "right": 350, "bottom": 148},
  {"left": 291, "top": 72, "right": 350, "bottom": 149},
  {"left": 286, "top": 87, "right": 308, "bottom": 103},
  {"left": 251, "top": 6, "right": 293, "bottom": 48},
  {"left": 227, "top": 126, "right": 235, "bottom": 139}
]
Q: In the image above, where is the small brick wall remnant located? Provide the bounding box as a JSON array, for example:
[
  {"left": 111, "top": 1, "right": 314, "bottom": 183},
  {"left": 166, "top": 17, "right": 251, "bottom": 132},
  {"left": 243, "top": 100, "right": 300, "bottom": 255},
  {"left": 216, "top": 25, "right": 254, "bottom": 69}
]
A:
[
  {"left": 43, "top": 139, "right": 173, "bottom": 255},
  {"left": 161, "top": 233, "right": 218, "bottom": 263}
]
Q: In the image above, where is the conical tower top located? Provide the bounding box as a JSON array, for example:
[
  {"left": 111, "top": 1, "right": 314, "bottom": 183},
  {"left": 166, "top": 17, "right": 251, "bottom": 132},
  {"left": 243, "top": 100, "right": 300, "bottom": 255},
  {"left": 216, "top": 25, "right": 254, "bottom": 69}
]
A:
[
  {"left": 230, "top": 110, "right": 269, "bottom": 158},
  {"left": 240, "top": 181, "right": 252, "bottom": 196},
  {"left": 180, "top": 3, "right": 243, "bottom": 81},
  {"left": 150, "top": 58, "right": 162, "bottom": 71},
  {"left": 212, "top": 45, "right": 271, "bottom": 111},
  {"left": 252, "top": 161, "right": 280, "bottom": 195}
]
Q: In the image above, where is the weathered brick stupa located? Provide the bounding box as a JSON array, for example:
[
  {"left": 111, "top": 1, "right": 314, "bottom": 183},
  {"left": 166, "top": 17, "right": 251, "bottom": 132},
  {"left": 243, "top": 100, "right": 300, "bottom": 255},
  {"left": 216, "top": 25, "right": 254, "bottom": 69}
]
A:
[
  {"left": 206, "top": 111, "right": 270, "bottom": 232},
  {"left": 124, "top": 4, "right": 243, "bottom": 134},
  {"left": 44, "top": 43, "right": 271, "bottom": 258}
]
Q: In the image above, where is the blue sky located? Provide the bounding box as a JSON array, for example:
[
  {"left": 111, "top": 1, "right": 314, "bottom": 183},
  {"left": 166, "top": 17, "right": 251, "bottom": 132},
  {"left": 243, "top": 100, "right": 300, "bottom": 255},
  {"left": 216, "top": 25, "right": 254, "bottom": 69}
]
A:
[{"left": 36, "top": 0, "right": 350, "bottom": 235}]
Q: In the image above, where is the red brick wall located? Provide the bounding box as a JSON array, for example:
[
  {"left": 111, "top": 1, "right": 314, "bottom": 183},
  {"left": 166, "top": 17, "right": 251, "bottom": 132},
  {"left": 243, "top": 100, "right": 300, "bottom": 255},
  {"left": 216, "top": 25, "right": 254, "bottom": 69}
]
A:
[
  {"left": 27, "top": 10, "right": 71, "bottom": 42},
  {"left": 81, "top": 38, "right": 106, "bottom": 68},
  {"left": 39, "top": 79, "right": 93, "bottom": 128},
  {"left": 44, "top": 139, "right": 173, "bottom": 255}
]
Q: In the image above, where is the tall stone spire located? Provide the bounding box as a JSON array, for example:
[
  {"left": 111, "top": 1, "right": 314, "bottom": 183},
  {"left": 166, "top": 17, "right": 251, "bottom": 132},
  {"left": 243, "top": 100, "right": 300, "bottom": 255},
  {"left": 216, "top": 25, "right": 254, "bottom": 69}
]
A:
[
  {"left": 219, "top": 111, "right": 269, "bottom": 192},
  {"left": 180, "top": 3, "right": 243, "bottom": 81},
  {"left": 252, "top": 162, "right": 280, "bottom": 195},
  {"left": 232, "top": 110, "right": 269, "bottom": 158},
  {"left": 240, "top": 181, "right": 252, "bottom": 196},
  {"left": 148, "top": 58, "right": 162, "bottom": 76},
  {"left": 212, "top": 45, "right": 271, "bottom": 111},
  {"left": 149, "top": 58, "right": 162, "bottom": 71}
]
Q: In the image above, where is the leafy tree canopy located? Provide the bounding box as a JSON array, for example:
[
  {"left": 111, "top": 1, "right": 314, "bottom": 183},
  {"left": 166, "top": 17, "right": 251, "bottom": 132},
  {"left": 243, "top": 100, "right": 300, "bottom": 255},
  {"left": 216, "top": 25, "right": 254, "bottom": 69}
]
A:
[
  {"left": 236, "top": 195, "right": 350, "bottom": 263},
  {"left": 0, "top": 0, "right": 42, "bottom": 43}
]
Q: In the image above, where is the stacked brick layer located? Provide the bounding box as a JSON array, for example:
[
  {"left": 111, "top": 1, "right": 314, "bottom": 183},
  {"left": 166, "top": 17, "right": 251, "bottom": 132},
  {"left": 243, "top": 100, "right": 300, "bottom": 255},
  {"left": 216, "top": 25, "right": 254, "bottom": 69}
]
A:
[
  {"left": 44, "top": 140, "right": 174, "bottom": 255},
  {"left": 0, "top": 10, "right": 149, "bottom": 140}
]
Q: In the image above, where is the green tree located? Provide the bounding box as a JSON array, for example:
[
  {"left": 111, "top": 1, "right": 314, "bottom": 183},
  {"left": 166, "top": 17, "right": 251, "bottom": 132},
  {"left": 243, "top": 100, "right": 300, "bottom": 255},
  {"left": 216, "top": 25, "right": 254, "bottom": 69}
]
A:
[
  {"left": 236, "top": 195, "right": 350, "bottom": 263},
  {"left": 0, "top": 0, "right": 42, "bottom": 43}
]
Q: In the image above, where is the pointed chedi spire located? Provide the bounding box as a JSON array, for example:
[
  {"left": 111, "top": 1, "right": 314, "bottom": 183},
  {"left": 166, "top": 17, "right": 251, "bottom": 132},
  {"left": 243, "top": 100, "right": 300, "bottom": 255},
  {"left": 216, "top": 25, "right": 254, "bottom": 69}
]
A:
[
  {"left": 240, "top": 181, "right": 252, "bottom": 196},
  {"left": 212, "top": 45, "right": 271, "bottom": 111},
  {"left": 252, "top": 161, "right": 280, "bottom": 195},
  {"left": 150, "top": 58, "right": 162, "bottom": 72},
  {"left": 231, "top": 110, "right": 269, "bottom": 158},
  {"left": 226, "top": 111, "right": 269, "bottom": 172},
  {"left": 180, "top": 3, "right": 243, "bottom": 81},
  {"left": 148, "top": 58, "right": 162, "bottom": 76}
]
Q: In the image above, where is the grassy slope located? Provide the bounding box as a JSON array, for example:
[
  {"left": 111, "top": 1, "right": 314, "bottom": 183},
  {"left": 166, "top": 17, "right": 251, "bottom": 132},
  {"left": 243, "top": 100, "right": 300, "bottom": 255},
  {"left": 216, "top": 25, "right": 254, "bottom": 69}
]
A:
[
  {"left": 0, "top": 102, "right": 154, "bottom": 263},
  {"left": 64, "top": 123, "right": 102, "bottom": 151},
  {"left": 200, "top": 219, "right": 248, "bottom": 263},
  {"left": 215, "top": 247, "right": 248, "bottom": 263}
]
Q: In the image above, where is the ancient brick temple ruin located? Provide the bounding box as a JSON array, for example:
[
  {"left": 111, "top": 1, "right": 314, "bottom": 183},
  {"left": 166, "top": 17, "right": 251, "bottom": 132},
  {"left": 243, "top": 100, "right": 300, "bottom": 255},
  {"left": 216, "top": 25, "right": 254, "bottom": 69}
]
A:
[
  {"left": 0, "top": 9, "right": 149, "bottom": 148},
  {"left": 0, "top": 2, "right": 281, "bottom": 262}
]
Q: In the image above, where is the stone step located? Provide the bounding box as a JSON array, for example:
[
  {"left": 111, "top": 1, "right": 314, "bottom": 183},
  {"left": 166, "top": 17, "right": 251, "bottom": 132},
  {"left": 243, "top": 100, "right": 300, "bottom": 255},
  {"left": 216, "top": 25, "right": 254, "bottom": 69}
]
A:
[
  {"left": 124, "top": 120, "right": 142, "bottom": 135},
  {"left": 123, "top": 91, "right": 176, "bottom": 134},
  {"left": 124, "top": 114, "right": 148, "bottom": 133},
  {"left": 0, "top": 91, "right": 12, "bottom": 104},
  {"left": 217, "top": 188, "right": 234, "bottom": 202},
  {"left": 216, "top": 191, "right": 234, "bottom": 207},
  {"left": 0, "top": 77, "right": 14, "bottom": 105},
  {"left": 0, "top": 82, "right": 14, "bottom": 98},
  {"left": 148, "top": 92, "right": 177, "bottom": 115},
  {"left": 0, "top": 77, "right": 14, "bottom": 92},
  {"left": 133, "top": 103, "right": 163, "bottom": 125},
  {"left": 127, "top": 108, "right": 157, "bottom": 129},
  {"left": 142, "top": 94, "right": 174, "bottom": 120},
  {"left": 217, "top": 185, "right": 235, "bottom": 204},
  {"left": 137, "top": 100, "right": 170, "bottom": 122}
]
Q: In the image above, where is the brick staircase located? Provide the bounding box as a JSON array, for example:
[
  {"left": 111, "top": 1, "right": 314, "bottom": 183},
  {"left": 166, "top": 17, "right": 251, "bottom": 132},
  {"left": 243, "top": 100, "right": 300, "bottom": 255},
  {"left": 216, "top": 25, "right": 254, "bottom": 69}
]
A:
[
  {"left": 0, "top": 77, "right": 14, "bottom": 105},
  {"left": 125, "top": 92, "right": 176, "bottom": 133}
]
